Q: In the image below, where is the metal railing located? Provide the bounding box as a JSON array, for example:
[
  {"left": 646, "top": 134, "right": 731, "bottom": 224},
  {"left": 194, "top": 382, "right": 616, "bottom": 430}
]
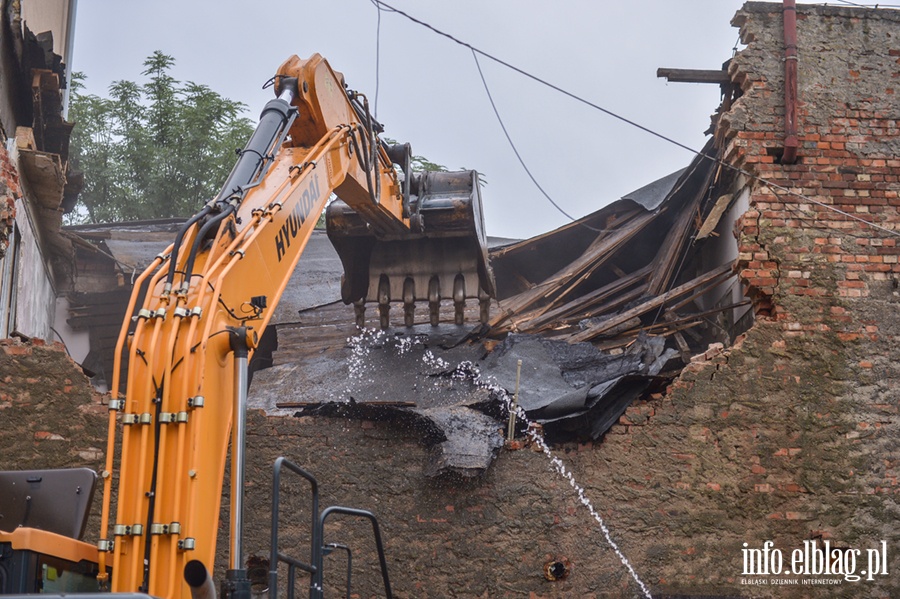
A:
[
  {"left": 268, "top": 457, "right": 392, "bottom": 599},
  {"left": 269, "top": 457, "right": 318, "bottom": 599}
]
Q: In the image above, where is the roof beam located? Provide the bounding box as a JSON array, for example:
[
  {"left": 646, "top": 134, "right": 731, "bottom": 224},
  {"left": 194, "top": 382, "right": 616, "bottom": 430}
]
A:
[{"left": 656, "top": 68, "right": 730, "bottom": 84}]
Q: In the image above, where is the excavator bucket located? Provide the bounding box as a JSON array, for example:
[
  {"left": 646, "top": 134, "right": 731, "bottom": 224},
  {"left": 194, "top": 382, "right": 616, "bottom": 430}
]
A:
[{"left": 327, "top": 169, "right": 496, "bottom": 328}]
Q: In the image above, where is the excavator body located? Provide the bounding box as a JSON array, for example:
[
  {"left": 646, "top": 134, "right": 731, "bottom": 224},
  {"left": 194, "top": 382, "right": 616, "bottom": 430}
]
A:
[{"left": 0, "top": 52, "right": 494, "bottom": 599}]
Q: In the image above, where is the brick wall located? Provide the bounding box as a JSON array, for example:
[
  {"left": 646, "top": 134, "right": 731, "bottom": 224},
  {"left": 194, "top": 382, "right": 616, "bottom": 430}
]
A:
[
  {"left": 0, "top": 142, "right": 19, "bottom": 260},
  {"left": 0, "top": 338, "right": 106, "bottom": 469},
  {"left": 0, "top": 338, "right": 107, "bottom": 537},
  {"left": 723, "top": 3, "right": 900, "bottom": 327}
]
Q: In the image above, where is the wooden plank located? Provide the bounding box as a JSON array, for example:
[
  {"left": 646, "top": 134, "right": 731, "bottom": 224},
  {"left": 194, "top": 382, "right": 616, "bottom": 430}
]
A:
[
  {"left": 646, "top": 202, "right": 697, "bottom": 295},
  {"left": 589, "top": 320, "right": 705, "bottom": 352},
  {"left": 519, "top": 266, "right": 652, "bottom": 332},
  {"left": 656, "top": 68, "right": 730, "bottom": 84},
  {"left": 609, "top": 264, "right": 628, "bottom": 278},
  {"left": 663, "top": 311, "right": 692, "bottom": 361},
  {"left": 665, "top": 270, "right": 739, "bottom": 315},
  {"left": 489, "top": 206, "right": 640, "bottom": 259},
  {"left": 665, "top": 309, "right": 703, "bottom": 342},
  {"left": 696, "top": 193, "right": 734, "bottom": 240},
  {"left": 651, "top": 301, "right": 751, "bottom": 331},
  {"left": 537, "top": 281, "right": 648, "bottom": 334},
  {"left": 567, "top": 262, "right": 734, "bottom": 343},
  {"left": 646, "top": 157, "right": 718, "bottom": 295},
  {"left": 490, "top": 209, "right": 658, "bottom": 328}
]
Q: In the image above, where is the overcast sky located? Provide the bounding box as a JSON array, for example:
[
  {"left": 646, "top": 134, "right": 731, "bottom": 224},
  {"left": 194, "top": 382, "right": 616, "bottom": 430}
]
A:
[{"left": 71, "top": 1, "right": 779, "bottom": 239}]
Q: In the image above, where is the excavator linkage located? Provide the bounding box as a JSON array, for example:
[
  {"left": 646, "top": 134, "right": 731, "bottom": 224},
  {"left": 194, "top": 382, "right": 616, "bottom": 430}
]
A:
[{"left": 327, "top": 169, "right": 495, "bottom": 328}]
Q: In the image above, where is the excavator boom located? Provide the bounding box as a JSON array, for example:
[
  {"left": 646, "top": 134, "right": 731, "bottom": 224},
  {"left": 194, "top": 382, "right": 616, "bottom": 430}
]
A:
[{"left": 80, "top": 53, "right": 495, "bottom": 598}]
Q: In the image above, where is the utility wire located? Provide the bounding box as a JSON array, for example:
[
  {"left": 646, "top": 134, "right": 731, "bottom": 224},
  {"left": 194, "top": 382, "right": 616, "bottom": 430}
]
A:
[
  {"left": 371, "top": 0, "right": 900, "bottom": 239},
  {"left": 371, "top": 0, "right": 383, "bottom": 118},
  {"left": 371, "top": 1, "right": 699, "bottom": 156},
  {"left": 831, "top": 0, "right": 900, "bottom": 8},
  {"left": 471, "top": 50, "right": 608, "bottom": 233}
]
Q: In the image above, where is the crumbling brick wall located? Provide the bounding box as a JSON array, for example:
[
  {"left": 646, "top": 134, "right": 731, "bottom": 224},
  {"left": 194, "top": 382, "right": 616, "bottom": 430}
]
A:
[
  {"left": 0, "top": 142, "right": 19, "bottom": 260},
  {"left": 0, "top": 338, "right": 107, "bottom": 540},
  {"left": 0, "top": 338, "right": 106, "bottom": 470},
  {"left": 724, "top": 3, "right": 900, "bottom": 324},
  {"left": 584, "top": 2, "right": 899, "bottom": 596}
]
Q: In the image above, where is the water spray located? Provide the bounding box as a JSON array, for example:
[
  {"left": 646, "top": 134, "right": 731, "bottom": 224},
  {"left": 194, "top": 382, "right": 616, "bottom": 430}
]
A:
[
  {"left": 501, "top": 384, "right": 653, "bottom": 598},
  {"left": 345, "top": 330, "right": 654, "bottom": 599}
]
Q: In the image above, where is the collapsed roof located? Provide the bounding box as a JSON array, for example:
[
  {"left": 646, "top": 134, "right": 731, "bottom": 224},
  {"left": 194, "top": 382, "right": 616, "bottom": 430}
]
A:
[
  {"left": 67, "top": 139, "right": 750, "bottom": 477},
  {"left": 250, "top": 139, "right": 751, "bottom": 476}
]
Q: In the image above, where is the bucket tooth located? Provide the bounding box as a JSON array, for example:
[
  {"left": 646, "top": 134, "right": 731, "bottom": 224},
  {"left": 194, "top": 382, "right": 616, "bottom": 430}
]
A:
[
  {"left": 354, "top": 299, "right": 366, "bottom": 329},
  {"left": 378, "top": 274, "right": 391, "bottom": 329},
  {"left": 327, "top": 170, "right": 497, "bottom": 327},
  {"left": 428, "top": 276, "right": 441, "bottom": 327},
  {"left": 403, "top": 277, "right": 416, "bottom": 327},
  {"left": 453, "top": 274, "right": 466, "bottom": 326},
  {"left": 478, "top": 287, "right": 491, "bottom": 324}
]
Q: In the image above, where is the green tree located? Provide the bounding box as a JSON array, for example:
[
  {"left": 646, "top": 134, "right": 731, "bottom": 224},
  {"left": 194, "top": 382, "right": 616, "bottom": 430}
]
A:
[{"left": 67, "top": 51, "right": 254, "bottom": 223}]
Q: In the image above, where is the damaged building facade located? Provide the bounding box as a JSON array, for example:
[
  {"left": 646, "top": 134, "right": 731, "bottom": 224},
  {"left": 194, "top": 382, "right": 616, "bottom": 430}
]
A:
[
  {"left": 237, "top": 4, "right": 900, "bottom": 596},
  {"left": 0, "top": 0, "right": 80, "bottom": 342},
  {"left": 1, "top": 2, "right": 899, "bottom": 598}
]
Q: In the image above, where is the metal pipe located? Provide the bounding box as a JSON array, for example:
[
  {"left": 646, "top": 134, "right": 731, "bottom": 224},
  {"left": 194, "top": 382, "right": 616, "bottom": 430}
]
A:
[
  {"left": 507, "top": 359, "right": 522, "bottom": 440},
  {"left": 782, "top": 0, "right": 799, "bottom": 164},
  {"left": 185, "top": 560, "right": 217, "bottom": 599},
  {"left": 62, "top": 0, "right": 78, "bottom": 118},
  {"left": 230, "top": 328, "right": 251, "bottom": 571}
]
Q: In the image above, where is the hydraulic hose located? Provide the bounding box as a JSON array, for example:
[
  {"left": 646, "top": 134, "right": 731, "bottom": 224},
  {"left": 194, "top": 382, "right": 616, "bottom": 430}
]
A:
[
  {"left": 182, "top": 204, "right": 236, "bottom": 289},
  {"left": 165, "top": 206, "right": 213, "bottom": 287}
]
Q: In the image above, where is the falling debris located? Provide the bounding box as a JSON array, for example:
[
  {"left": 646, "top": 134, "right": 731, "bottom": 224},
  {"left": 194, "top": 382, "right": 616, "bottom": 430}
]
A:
[{"left": 251, "top": 325, "right": 506, "bottom": 477}]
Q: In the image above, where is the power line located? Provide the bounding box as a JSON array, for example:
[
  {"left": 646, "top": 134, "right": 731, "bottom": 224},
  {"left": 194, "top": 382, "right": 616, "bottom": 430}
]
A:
[
  {"left": 370, "top": 0, "right": 384, "bottom": 118},
  {"left": 471, "top": 50, "right": 609, "bottom": 233},
  {"left": 831, "top": 0, "right": 900, "bottom": 8},
  {"left": 370, "top": 0, "right": 701, "bottom": 157},
  {"left": 371, "top": 0, "right": 900, "bottom": 239}
]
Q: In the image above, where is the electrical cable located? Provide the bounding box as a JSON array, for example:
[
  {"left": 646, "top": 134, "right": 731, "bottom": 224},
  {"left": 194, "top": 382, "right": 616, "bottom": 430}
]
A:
[
  {"left": 49, "top": 326, "right": 73, "bottom": 357},
  {"left": 370, "top": 1, "right": 699, "bottom": 155},
  {"left": 372, "top": 0, "right": 383, "bottom": 118},
  {"left": 471, "top": 50, "right": 609, "bottom": 233},
  {"left": 831, "top": 0, "right": 900, "bottom": 8},
  {"left": 371, "top": 0, "right": 900, "bottom": 239}
]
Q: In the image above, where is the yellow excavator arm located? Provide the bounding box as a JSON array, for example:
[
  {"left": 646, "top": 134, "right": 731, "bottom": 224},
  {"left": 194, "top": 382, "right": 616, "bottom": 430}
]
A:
[{"left": 83, "top": 53, "right": 495, "bottom": 598}]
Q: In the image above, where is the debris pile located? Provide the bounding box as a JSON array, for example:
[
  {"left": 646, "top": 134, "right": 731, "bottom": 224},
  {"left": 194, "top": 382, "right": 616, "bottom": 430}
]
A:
[{"left": 488, "top": 141, "right": 749, "bottom": 357}]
